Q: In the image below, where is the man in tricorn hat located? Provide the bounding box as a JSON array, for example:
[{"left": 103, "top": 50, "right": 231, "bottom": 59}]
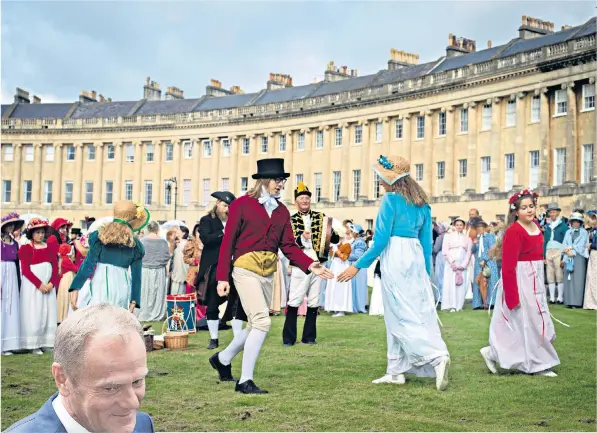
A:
[
  {"left": 282, "top": 181, "right": 340, "bottom": 346},
  {"left": 195, "top": 190, "right": 237, "bottom": 349},
  {"left": 209, "top": 158, "right": 333, "bottom": 394}
]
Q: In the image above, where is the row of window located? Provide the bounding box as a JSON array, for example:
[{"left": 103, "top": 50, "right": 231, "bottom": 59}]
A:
[
  {"left": 2, "top": 144, "right": 592, "bottom": 205},
  {"left": 5, "top": 84, "right": 594, "bottom": 163}
]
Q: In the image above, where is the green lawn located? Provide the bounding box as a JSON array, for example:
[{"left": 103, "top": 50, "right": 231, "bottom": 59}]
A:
[{"left": 2, "top": 305, "right": 596, "bottom": 432}]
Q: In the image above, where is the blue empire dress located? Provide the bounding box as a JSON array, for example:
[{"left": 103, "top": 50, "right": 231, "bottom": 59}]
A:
[
  {"left": 355, "top": 193, "right": 449, "bottom": 377},
  {"left": 349, "top": 237, "right": 369, "bottom": 313},
  {"left": 471, "top": 233, "right": 499, "bottom": 309}
]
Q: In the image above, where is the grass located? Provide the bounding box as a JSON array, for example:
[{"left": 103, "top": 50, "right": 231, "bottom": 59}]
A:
[{"left": 2, "top": 305, "right": 596, "bottom": 432}]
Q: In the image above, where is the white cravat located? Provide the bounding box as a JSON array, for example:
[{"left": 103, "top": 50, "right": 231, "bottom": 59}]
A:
[
  {"left": 258, "top": 186, "right": 280, "bottom": 216},
  {"left": 52, "top": 394, "right": 91, "bottom": 433}
]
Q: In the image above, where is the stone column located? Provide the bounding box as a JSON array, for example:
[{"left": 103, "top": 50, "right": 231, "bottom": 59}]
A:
[
  {"left": 32, "top": 143, "right": 43, "bottom": 205},
  {"left": 320, "top": 125, "right": 331, "bottom": 201},
  {"left": 248, "top": 135, "right": 258, "bottom": 192},
  {"left": 489, "top": 97, "right": 502, "bottom": 190},
  {"left": 513, "top": 92, "right": 527, "bottom": 187},
  {"left": 285, "top": 130, "right": 295, "bottom": 198},
  {"left": 444, "top": 106, "right": 455, "bottom": 194},
  {"left": 114, "top": 143, "right": 123, "bottom": 201},
  {"left": 212, "top": 137, "right": 221, "bottom": 193},
  {"left": 423, "top": 110, "right": 433, "bottom": 194},
  {"left": 537, "top": 88, "right": 550, "bottom": 187},
  {"left": 93, "top": 143, "right": 103, "bottom": 205},
  {"left": 155, "top": 142, "right": 163, "bottom": 206},
  {"left": 402, "top": 115, "right": 412, "bottom": 165},
  {"left": 381, "top": 116, "right": 391, "bottom": 157},
  {"left": 134, "top": 142, "right": 143, "bottom": 202},
  {"left": 172, "top": 139, "right": 182, "bottom": 206},
  {"left": 466, "top": 103, "right": 478, "bottom": 192},
  {"left": 52, "top": 144, "right": 63, "bottom": 205},
  {"left": 360, "top": 120, "right": 371, "bottom": 200},
  {"left": 564, "top": 82, "right": 578, "bottom": 184},
  {"left": 230, "top": 136, "right": 239, "bottom": 195},
  {"left": 12, "top": 144, "right": 22, "bottom": 204},
  {"left": 190, "top": 139, "right": 201, "bottom": 206},
  {"left": 339, "top": 122, "right": 350, "bottom": 200},
  {"left": 73, "top": 143, "right": 83, "bottom": 205}
]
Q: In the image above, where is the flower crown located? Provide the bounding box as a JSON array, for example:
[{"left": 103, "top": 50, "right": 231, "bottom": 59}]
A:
[
  {"left": 508, "top": 188, "right": 539, "bottom": 210},
  {"left": 378, "top": 155, "right": 394, "bottom": 170},
  {"left": 1, "top": 212, "right": 20, "bottom": 223}
]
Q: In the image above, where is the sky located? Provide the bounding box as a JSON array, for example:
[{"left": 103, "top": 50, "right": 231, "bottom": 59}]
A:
[{"left": 1, "top": 0, "right": 595, "bottom": 104}]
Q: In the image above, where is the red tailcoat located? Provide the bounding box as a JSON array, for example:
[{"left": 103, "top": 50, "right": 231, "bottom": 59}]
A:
[{"left": 216, "top": 195, "right": 314, "bottom": 282}]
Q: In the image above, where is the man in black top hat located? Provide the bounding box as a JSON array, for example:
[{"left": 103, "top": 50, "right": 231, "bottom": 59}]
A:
[
  {"left": 282, "top": 181, "right": 339, "bottom": 346},
  {"left": 195, "top": 191, "right": 237, "bottom": 349}
]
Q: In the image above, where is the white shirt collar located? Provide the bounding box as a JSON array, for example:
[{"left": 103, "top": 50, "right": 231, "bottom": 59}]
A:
[
  {"left": 258, "top": 186, "right": 280, "bottom": 216},
  {"left": 52, "top": 394, "right": 91, "bottom": 433}
]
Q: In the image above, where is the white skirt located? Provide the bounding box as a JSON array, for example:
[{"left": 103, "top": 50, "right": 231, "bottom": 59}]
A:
[
  {"left": 381, "top": 236, "right": 449, "bottom": 377},
  {"left": 20, "top": 262, "right": 57, "bottom": 350},
  {"left": 488, "top": 260, "right": 560, "bottom": 373},
  {"left": 325, "top": 258, "right": 353, "bottom": 313},
  {"left": 441, "top": 247, "right": 472, "bottom": 311},
  {"left": 138, "top": 267, "right": 168, "bottom": 322},
  {"left": 369, "top": 276, "right": 384, "bottom": 316},
  {"left": 1, "top": 261, "right": 20, "bottom": 352},
  {"left": 87, "top": 263, "right": 131, "bottom": 309}
]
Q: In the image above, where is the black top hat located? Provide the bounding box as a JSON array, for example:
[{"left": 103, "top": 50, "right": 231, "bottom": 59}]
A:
[
  {"left": 71, "top": 228, "right": 82, "bottom": 235},
  {"left": 211, "top": 191, "right": 236, "bottom": 205},
  {"left": 294, "top": 181, "right": 312, "bottom": 200},
  {"left": 252, "top": 158, "right": 290, "bottom": 180}
]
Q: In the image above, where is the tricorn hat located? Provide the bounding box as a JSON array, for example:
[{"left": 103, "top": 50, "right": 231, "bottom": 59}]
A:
[
  {"left": 211, "top": 191, "right": 236, "bottom": 205},
  {"left": 252, "top": 158, "right": 290, "bottom": 180},
  {"left": 294, "top": 181, "right": 312, "bottom": 200}
]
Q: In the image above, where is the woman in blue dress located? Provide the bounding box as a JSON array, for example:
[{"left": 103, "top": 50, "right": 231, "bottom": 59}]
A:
[
  {"left": 349, "top": 224, "right": 369, "bottom": 313},
  {"left": 471, "top": 219, "right": 499, "bottom": 310},
  {"left": 338, "top": 155, "right": 450, "bottom": 391}
]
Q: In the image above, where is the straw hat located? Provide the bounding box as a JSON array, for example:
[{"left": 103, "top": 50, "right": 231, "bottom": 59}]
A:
[
  {"left": 1, "top": 212, "right": 25, "bottom": 231},
  {"left": 113, "top": 200, "right": 150, "bottom": 232},
  {"left": 372, "top": 155, "right": 411, "bottom": 185}
]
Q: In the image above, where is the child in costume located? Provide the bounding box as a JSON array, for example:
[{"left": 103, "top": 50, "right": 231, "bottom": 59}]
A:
[
  {"left": 70, "top": 201, "right": 148, "bottom": 312},
  {"left": 480, "top": 189, "right": 560, "bottom": 377},
  {"left": 57, "top": 243, "right": 77, "bottom": 323},
  {"left": 1, "top": 213, "right": 24, "bottom": 355}
]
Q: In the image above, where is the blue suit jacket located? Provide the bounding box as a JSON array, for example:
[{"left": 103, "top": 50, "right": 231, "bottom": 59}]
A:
[{"left": 4, "top": 393, "right": 155, "bottom": 433}]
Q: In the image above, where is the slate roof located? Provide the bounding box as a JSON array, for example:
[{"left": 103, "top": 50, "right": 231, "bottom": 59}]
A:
[
  {"left": 3, "top": 17, "right": 595, "bottom": 120},
  {"left": 5, "top": 102, "right": 73, "bottom": 119},
  {"left": 70, "top": 101, "right": 138, "bottom": 118}
]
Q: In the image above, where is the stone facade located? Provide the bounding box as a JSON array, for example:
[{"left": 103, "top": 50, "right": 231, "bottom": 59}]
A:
[{"left": 1, "top": 17, "right": 596, "bottom": 228}]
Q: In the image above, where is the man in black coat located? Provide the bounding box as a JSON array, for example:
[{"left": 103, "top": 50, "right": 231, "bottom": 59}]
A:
[{"left": 196, "top": 191, "right": 236, "bottom": 350}]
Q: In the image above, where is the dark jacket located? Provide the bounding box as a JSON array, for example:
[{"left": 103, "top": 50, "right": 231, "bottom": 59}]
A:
[
  {"left": 543, "top": 218, "right": 569, "bottom": 255},
  {"left": 196, "top": 212, "right": 225, "bottom": 282},
  {"left": 5, "top": 392, "right": 155, "bottom": 433}
]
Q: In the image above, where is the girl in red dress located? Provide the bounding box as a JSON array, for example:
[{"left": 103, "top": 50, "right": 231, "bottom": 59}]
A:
[
  {"left": 480, "top": 189, "right": 560, "bottom": 377},
  {"left": 18, "top": 218, "right": 59, "bottom": 354}
]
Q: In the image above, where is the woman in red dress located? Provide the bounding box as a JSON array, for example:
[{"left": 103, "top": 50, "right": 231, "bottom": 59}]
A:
[{"left": 18, "top": 218, "right": 59, "bottom": 354}]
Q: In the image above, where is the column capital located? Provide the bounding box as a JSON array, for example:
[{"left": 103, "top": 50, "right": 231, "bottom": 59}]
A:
[
  {"left": 516, "top": 91, "right": 526, "bottom": 100},
  {"left": 357, "top": 119, "right": 365, "bottom": 126},
  {"left": 378, "top": 116, "right": 389, "bottom": 123},
  {"left": 403, "top": 113, "right": 411, "bottom": 119},
  {"left": 447, "top": 105, "right": 455, "bottom": 112},
  {"left": 53, "top": 143, "right": 64, "bottom": 149},
  {"left": 250, "top": 134, "right": 257, "bottom": 140},
  {"left": 73, "top": 142, "right": 83, "bottom": 148},
  {"left": 323, "top": 125, "right": 330, "bottom": 131},
  {"left": 14, "top": 143, "right": 23, "bottom": 149},
  {"left": 96, "top": 142, "right": 105, "bottom": 148},
  {"left": 33, "top": 143, "right": 43, "bottom": 148},
  {"left": 534, "top": 87, "right": 548, "bottom": 96},
  {"left": 589, "top": 77, "right": 596, "bottom": 85},
  {"left": 339, "top": 122, "right": 349, "bottom": 129}
]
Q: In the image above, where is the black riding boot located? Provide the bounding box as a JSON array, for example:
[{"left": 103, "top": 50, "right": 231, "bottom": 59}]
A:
[{"left": 301, "top": 307, "right": 318, "bottom": 344}]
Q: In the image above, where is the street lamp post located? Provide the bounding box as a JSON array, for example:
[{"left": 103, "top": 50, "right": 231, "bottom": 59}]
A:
[{"left": 166, "top": 177, "right": 178, "bottom": 220}]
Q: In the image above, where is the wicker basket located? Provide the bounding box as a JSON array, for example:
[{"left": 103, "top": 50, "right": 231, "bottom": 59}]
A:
[{"left": 162, "top": 315, "right": 189, "bottom": 350}]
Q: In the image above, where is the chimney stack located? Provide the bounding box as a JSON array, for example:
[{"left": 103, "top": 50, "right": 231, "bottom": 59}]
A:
[
  {"left": 519, "top": 15, "right": 554, "bottom": 39},
  {"left": 98, "top": 94, "right": 105, "bottom": 103},
  {"left": 206, "top": 79, "right": 234, "bottom": 97},
  {"left": 324, "top": 61, "right": 358, "bottom": 82},
  {"left": 267, "top": 73, "right": 293, "bottom": 91},
  {"left": 446, "top": 33, "right": 477, "bottom": 57},
  {"left": 561, "top": 24, "right": 572, "bottom": 31},
  {"left": 388, "top": 49, "right": 420, "bottom": 70},
  {"left": 143, "top": 76, "right": 162, "bottom": 101},
  {"left": 229, "top": 85, "right": 244, "bottom": 94},
  {"left": 165, "top": 86, "right": 185, "bottom": 100},
  {"left": 32, "top": 95, "right": 41, "bottom": 104},
  {"left": 79, "top": 90, "right": 98, "bottom": 104},
  {"left": 14, "top": 88, "right": 30, "bottom": 104},
  {"left": 487, "top": 40, "right": 492, "bottom": 49}
]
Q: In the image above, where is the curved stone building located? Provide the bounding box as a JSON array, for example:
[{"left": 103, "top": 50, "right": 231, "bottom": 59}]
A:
[{"left": 2, "top": 15, "right": 596, "bottom": 227}]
